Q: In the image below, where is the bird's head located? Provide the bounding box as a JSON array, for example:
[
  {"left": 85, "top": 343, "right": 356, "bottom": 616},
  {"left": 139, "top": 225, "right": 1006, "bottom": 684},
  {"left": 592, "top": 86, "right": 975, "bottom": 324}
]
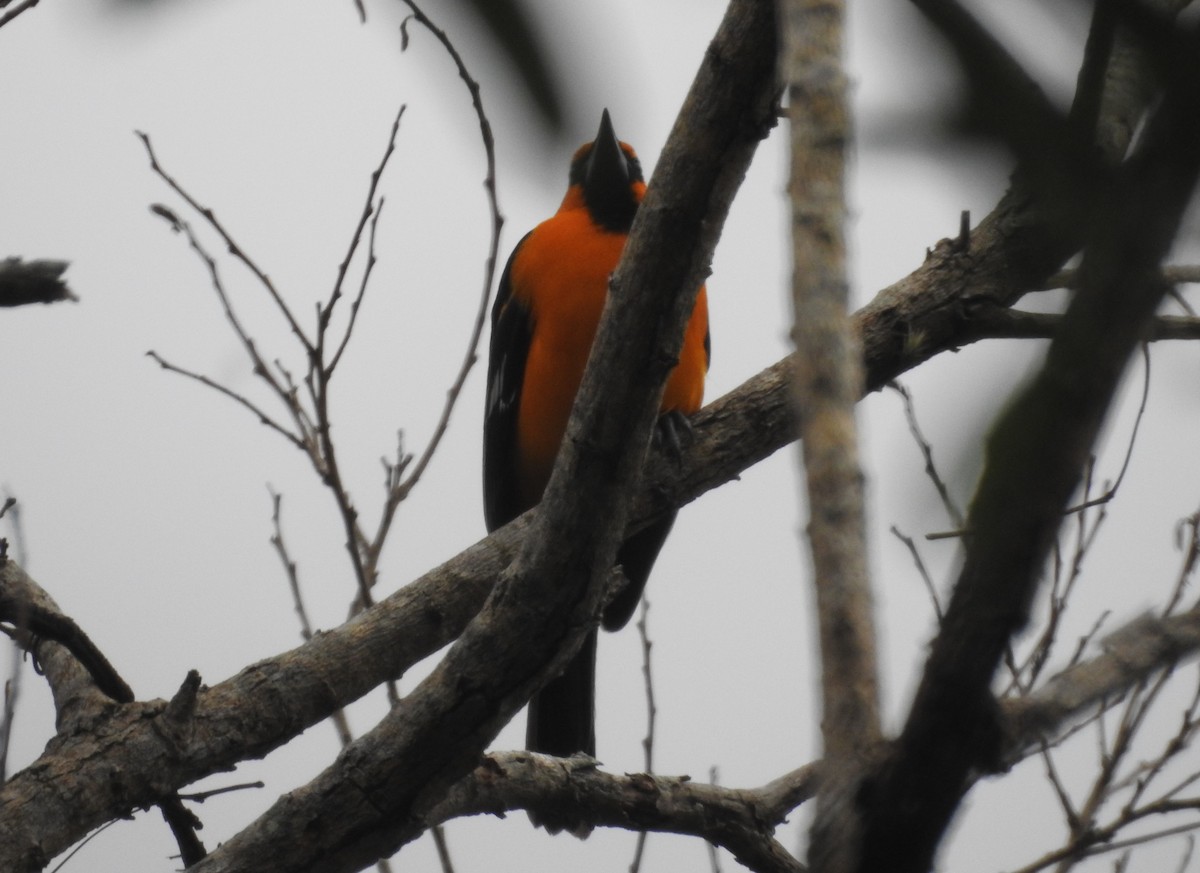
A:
[{"left": 564, "top": 109, "right": 645, "bottom": 232}]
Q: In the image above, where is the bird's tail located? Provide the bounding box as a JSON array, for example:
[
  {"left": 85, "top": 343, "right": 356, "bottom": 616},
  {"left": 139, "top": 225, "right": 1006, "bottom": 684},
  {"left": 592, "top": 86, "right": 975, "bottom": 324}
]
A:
[
  {"left": 526, "top": 630, "right": 597, "bottom": 837},
  {"left": 526, "top": 629, "right": 597, "bottom": 758}
]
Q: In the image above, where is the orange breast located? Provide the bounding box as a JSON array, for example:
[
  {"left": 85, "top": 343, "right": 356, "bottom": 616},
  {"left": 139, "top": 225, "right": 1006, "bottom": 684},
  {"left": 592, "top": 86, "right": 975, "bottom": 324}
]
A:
[{"left": 509, "top": 208, "right": 708, "bottom": 509}]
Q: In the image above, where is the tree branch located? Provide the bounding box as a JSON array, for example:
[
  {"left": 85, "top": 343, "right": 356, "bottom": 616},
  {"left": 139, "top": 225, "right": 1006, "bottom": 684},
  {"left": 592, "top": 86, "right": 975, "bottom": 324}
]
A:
[
  {"left": 855, "top": 11, "right": 1200, "bottom": 871},
  {"left": 780, "top": 0, "right": 879, "bottom": 868},
  {"left": 0, "top": 258, "right": 74, "bottom": 307},
  {"left": 960, "top": 308, "right": 1200, "bottom": 342},
  {"left": 180, "top": 1, "right": 779, "bottom": 870},
  {"left": 427, "top": 753, "right": 820, "bottom": 873},
  {"left": 4, "top": 2, "right": 1199, "bottom": 868}
]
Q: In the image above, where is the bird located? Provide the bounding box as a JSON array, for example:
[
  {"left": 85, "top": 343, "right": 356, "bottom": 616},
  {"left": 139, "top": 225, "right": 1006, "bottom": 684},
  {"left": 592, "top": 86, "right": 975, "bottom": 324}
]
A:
[{"left": 483, "top": 109, "right": 710, "bottom": 763}]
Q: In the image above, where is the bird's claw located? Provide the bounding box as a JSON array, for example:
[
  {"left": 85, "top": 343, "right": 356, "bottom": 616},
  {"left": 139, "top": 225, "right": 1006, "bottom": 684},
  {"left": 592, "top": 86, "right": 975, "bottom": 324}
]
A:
[{"left": 653, "top": 409, "right": 695, "bottom": 460}]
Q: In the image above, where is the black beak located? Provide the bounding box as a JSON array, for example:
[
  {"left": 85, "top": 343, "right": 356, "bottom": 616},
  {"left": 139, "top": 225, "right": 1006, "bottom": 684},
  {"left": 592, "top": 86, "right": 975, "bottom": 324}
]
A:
[{"left": 583, "top": 109, "right": 632, "bottom": 194}]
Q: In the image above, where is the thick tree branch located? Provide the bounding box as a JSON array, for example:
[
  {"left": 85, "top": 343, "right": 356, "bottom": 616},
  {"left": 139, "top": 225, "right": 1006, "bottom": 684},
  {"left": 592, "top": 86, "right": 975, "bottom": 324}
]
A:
[
  {"left": 1, "top": 2, "right": 1194, "bottom": 867},
  {"left": 780, "top": 0, "right": 878, "bottom": 869},
  {"left": 180, "top": 1, "right": 778, "bottom": 871},
  {"left": 428, "top": 753, "right": 819, "bottom": 873},
  {"left": 0, "top": 560, "right": 207, "bottom": 866},
  {"left": 1004, "top": 606, "right": 1200, "bottom": 763},
  {"left": 0, "top": 560, "right": 111, "bottom": 732},
  {"left": 0, "top": 590, "right": 133, "bottom": 704},
  {"left": 855, "top": 14, "right": 1200, "bottom": 871}
]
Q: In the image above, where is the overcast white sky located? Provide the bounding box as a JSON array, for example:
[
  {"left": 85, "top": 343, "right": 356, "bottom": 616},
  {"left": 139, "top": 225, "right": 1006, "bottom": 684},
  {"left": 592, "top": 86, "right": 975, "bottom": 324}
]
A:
[{"left": 2, "top": 1, "right": 1199, "bottom": 871}]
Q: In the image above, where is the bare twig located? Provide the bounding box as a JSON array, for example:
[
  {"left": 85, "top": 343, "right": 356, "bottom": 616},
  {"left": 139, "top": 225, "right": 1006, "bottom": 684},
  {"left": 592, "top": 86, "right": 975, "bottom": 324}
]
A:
[
  {"left": 1064, "top": 345, "right": 1151, "bottom": 516},
  {"left": 890, "top": 526, "right": 943, "bottom": 622},
  {"left": 431, "top": 825, "right": 455, "bottom": 873},
  {"left": 179, "top": 782, "right": 266, "bottom": 803},
  {"left": 1042, "top": 264, "right": 1200, "bottom": 292},
  {"left": 2, "top": 497, "right": 26, "bottom": 786},
  {"left": 267, "top": 488, "right": 358, "bottom": 750},
  {"left": 0, "top": 592, "right": 134, "bottom": 704},
  {"left": 1175, "top": 836, "right": 1196, "bottom": 873},
  {"left": 961, "top": 309, "right": 1200, "bottom": 343},
  {"left": 146, "top": 351, "right": 306, "bottom": 452},
  {"left": 139, "top": 134, "right": 313, "bottom": 354},
  {"left": 392, "top": 0, "right": 504, "bottom": 502},
  {"left": 0, "top": 0, "right": 40, "bottom": 31},
  {"left": 707, "top": 766, "right": 725, "bottom": 873},
  {"left": 888, "top": 382, "right": 965, "bottom": 529},
  {"left": 1166, "top": 508, "right": 1200, "bottom": 617},
  {"left": 268, "top": 488, "right": 313, "bottom": 644},
  {"left": 324, "top": 106, "right": 406, "bottom": 376},
  {"left": 630, "top": 594, "right": 658, "bottom": 873},
  {"left": 46, "top": 820, "right": 120, "bottom": 873}
]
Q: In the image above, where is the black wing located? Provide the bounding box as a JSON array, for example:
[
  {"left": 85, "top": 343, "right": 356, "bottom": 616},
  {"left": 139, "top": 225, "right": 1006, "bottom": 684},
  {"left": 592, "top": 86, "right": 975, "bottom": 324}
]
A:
[{"left": 483, "top": 231, "right": 534, "bottom": 533}]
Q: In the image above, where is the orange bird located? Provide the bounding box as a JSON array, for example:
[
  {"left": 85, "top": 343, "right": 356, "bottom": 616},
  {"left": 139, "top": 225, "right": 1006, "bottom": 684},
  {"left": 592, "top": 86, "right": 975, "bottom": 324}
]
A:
[{"left": 483, "top": 110, "right": 710, "bottom": 759}]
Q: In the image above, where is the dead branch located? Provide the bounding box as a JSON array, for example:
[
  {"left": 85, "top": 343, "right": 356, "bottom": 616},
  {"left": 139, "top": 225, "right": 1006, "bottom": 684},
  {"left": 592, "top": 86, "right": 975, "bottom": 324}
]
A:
[
  {"left": 425, "top": 752, "right": 821, "bottom": 873},
  {"left": 853, "top": 4, "right": 1200, "bottom": 871},
  {"left": 0, "top": 0, "right": 41, "bottom": 32},
  {"left": 781, "top": 0, "right": 879, "bottom": 869},
  {"left": 0, "top": 258, "right": 74, "bottom": 307},
  {"left": 176, "top": 1, "right": 778, "bottom": 870}
]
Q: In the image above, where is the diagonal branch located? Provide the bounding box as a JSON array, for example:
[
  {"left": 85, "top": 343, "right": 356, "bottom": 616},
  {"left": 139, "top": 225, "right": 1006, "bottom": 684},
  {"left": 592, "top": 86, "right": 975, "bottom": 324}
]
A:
[
  {"left": 855, "top": 14, "right": 1200, "bottom": 872},
  {"left": 181, "top": 1, "right": 778, "bottom": 870},
  {"left": 2, "top": 1, "right": 1197, "bottom": 866}
]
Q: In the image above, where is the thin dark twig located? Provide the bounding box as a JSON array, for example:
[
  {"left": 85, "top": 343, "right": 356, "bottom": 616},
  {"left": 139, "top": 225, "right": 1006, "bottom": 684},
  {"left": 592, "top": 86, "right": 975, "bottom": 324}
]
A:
[
  {"left": 268, "top": 488, "right": 355, "bottom": 747},
  {"left": 431, "top": 825, "right": 456, "bottom": 873},
  {"left": 1173, "top": 835, "right": 1195, "bottom": 873},
  {"left": 1166, "top": 507, "right": 1200, "bottom": 617},
  {"left": 1039, "top": 742, "right": 1080, "bottom": 831},
  {"left": 1044, "top": 820, "right": 1200, "bottom": 871},
  {"left": 707, "top": 766, "right": 724, "bottom": 873},
  {"left": 1042, "top": 264, "right": 1200, "bottom": 292},
  {"left": 179, "top": 781, "right": 266, "bottom": 803},
  {"left": 888, "top": 381, "right": 965, "bottom": 528},
  {"left": 890, "top": 525, "right": 943, "bottom": 621},
  {"left": 0, "top": 0, "right": 40, "bottom": 29},
  {"left": 302, "top": 102, "right": 408, "bottom": 608},
  {"left": 147, "top": 352, "right": 306, "bottom": 452},
  {"left": 1018, "top": 464, "right": 1109, "bottom": 692},
  {"left": 0, "top": 675, "right": 16, "bottom": 786},
  {"left": 638, "top": 595, "right": 658, "bottom": 773},
  {"left": 138, "top": 133, "right": 314, "bottom": 354},
  {"left": 0, "top": 494, "right": 22, "bottom": 785},
  {"left": 394, "top": 0, "right": 504, "bottom": 505},
  {"left": 630, "top": 594, "right": 658, "bottom": 873},
  {"left": 325, "top": 104, "right": 407, "bottom": 376},
  {"left": 1065, "top": 344, "right": 1151, "bottom": 515},
  {"left": 143, "top": 202, "right": 316, "bottom": 454},
  {"left": 269, "top": 488, "right": 315, "bottom": 643},
  {"left": 1066, "top": 610, "right": 1111, "bottom": 671},
  {"left": 0, "top": 597, "right": 134, "bottom": 703},
  {"left": 1168, "top": 287, "right": 1196, "bottom": 316},
  {"left": 1120, "top": 669, "right": 1200, "bottom": 810},
  {"left": 47, "top": 820, "right": 120, "bottom": 873}
]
